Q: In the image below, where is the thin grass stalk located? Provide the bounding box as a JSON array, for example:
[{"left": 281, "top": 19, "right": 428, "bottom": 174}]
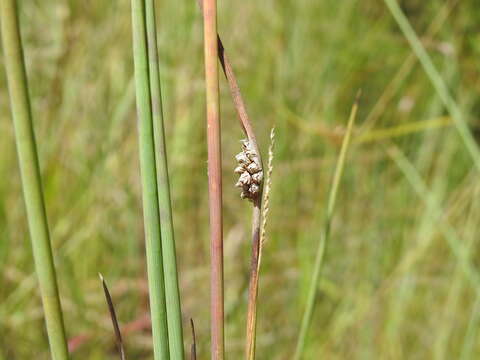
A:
[
  {"left": 196, "top": 0, "right": 260, "bottom": 146},
  {"left": 0, "top": 1, "right": 69, "bottom": 359},
  {"left": 294, "top": 97, "right": 359, "bottom": 360},
  {"left": 383, "top": 0, "right": 480, "bottom": 171},
  {"left": 202, "top": 0, "right": 224, "bottom": 358},
  {"left": 216, "top": 32, "right": 264, "bottom": 359},
  {"left": 197, "top": 5, "right": 265, "bottom": 357},
  {"left": 197, "top": 2, "right": 266, "bottom": 357},
  {"left": 130, "top": 0, "right": 170, "bottom": 358},
  {"left": 144, "top": 0, "right": 185, "bottom": 358},
  {"left": 216, "top": 37, "right": 265, "bottom": 359},
  {"left": 246, "top": 129, "right": 275, "bottom": 360}
]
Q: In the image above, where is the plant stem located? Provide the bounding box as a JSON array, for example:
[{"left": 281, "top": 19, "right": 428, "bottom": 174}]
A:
[
  {"left": 195, "top": 0, "right": 260, "bottom": 153},
  {"left": 196, "top": 3, "right": 264, "bottom": 357},
  {"left": 294, "top": 97, "right": 359, "bottom": 360},
  {"left": 130, "top": 0, "right": 170, "bottom": 358},
  {"left": 144, "top": 0, "right": 185, "bottom": 358},
  {"left": 0, "top": 1, "right": 69, "bottom": 359},
  {"left": 202, "top": 0, "right": 224, "bottom": 358}
]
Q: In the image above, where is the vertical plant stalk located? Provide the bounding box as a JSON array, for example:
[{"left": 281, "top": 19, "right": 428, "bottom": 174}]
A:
[
  {"left": 294, "top": 96, "right": 359, "bottom": 360},
  {"left": 202, "top": 0, "right": 224, "bottom": 359},
  {"left": 130, "top": 0, "right": 170, "bottom": 358},
  {"left": 144, "top": 0, "right": 185, "bottom": 358},
  {"left": 246, "top": 129, "right": 275, "bottom": 360},
  {"left": 196, "top": 2, "right": 265, "bottom": 357},
  {"left": 0, "top": 1, "right": 69, "bottom": 359},
  {"left": 195, "top": 0, "right": 259, "bottom": 146},
  {"left": 216, "top": 30, "right": 265, "bottom": 360}
]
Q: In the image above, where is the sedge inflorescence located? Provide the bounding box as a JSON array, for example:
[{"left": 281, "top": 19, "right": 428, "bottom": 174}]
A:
[{"left": 235, "top": 139, "right": 263, "bottom": 201}]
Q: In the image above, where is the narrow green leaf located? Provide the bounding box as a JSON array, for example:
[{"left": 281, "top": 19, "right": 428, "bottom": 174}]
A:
[{"left": 294, "top": 96, "right": 359, "bottom": 360}]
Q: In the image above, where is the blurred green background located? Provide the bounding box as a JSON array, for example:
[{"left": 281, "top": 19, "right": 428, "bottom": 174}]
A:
[{"left": 1, "top": 0, "right": 480, "bottom": 358}]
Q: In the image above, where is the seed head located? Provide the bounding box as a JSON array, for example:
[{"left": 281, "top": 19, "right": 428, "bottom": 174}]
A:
[{"left": 234, "top": 139, "right": 263, "bottom": 201}]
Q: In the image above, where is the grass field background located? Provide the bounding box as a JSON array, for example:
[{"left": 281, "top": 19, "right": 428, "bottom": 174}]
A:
[{"left": 1, "top": 0, "right": 480, "bottom": 358}]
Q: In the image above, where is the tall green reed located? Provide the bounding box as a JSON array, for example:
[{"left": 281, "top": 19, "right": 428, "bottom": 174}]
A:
[
  {"left": 294, "top": 97, "right": 358, "bottom": 360},
  {"left": 144, "top": 0, "right": 185, "bottom": 358},
  {"left": 0, "top": 1, "right": 69, "bottom": 359},
  {"left": 130, "top": 0, "right": 170, "bottom": 358}
]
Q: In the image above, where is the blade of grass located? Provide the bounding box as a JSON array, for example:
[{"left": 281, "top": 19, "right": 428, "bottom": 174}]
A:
[
  {"left": 294, "top": 95, "right": 359, "bottom": 360},
  {"left": 99, "top": 274, "right": 126, "bottom": 360},
  {"left": 144, "top": 0, "right": 185, "bottom": 358},
  {"left": 202, "top": 0, "right": 224, "bottom": 358},
  {"left": 0, "top": 1, "right": 69, "bottom": 359},
  {"left": 383, "top": 0, "right": 480, "bottom": 171},
  {"left": 130, "top": 0, "right": 170, "bottom": 358}
]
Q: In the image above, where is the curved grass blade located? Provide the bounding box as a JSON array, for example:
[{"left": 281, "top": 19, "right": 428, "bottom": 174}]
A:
[{"left": 294, "top": 95, "right": 359, "bottom": 360}]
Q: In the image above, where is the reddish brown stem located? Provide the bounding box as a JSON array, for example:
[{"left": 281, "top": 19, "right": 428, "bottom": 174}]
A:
[
  {"left": 196, "top": 0, "right": 260, "bottom": 158},
  {"left": 202, "top": 0, "right": 224, "bottom": 359},
  {"left": 197, "top": 2, "right": 264, "bottom": 358}
]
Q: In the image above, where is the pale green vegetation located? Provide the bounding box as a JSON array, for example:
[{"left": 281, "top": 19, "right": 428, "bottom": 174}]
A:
[{"left": 1, "top": 0, "right": 480, "bottom": 359}]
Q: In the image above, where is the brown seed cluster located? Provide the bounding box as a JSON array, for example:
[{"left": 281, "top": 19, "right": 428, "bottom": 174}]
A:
[{"left": 235, "top": 139, "right": 263, "bottom": 201}]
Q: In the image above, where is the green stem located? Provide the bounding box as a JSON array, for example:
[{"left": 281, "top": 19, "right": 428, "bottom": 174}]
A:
[
  {"left": 294, "top": 98, "right": 358, "bottom": 360},
  {"left": 130, "top": 0, "right": 170, "bottom": 358},
  {"left": 0, "top": 1, "right": 69, "bottom": 359},
  {"left": 144, "top": 0, "right": 185, "bottom": 358}
]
